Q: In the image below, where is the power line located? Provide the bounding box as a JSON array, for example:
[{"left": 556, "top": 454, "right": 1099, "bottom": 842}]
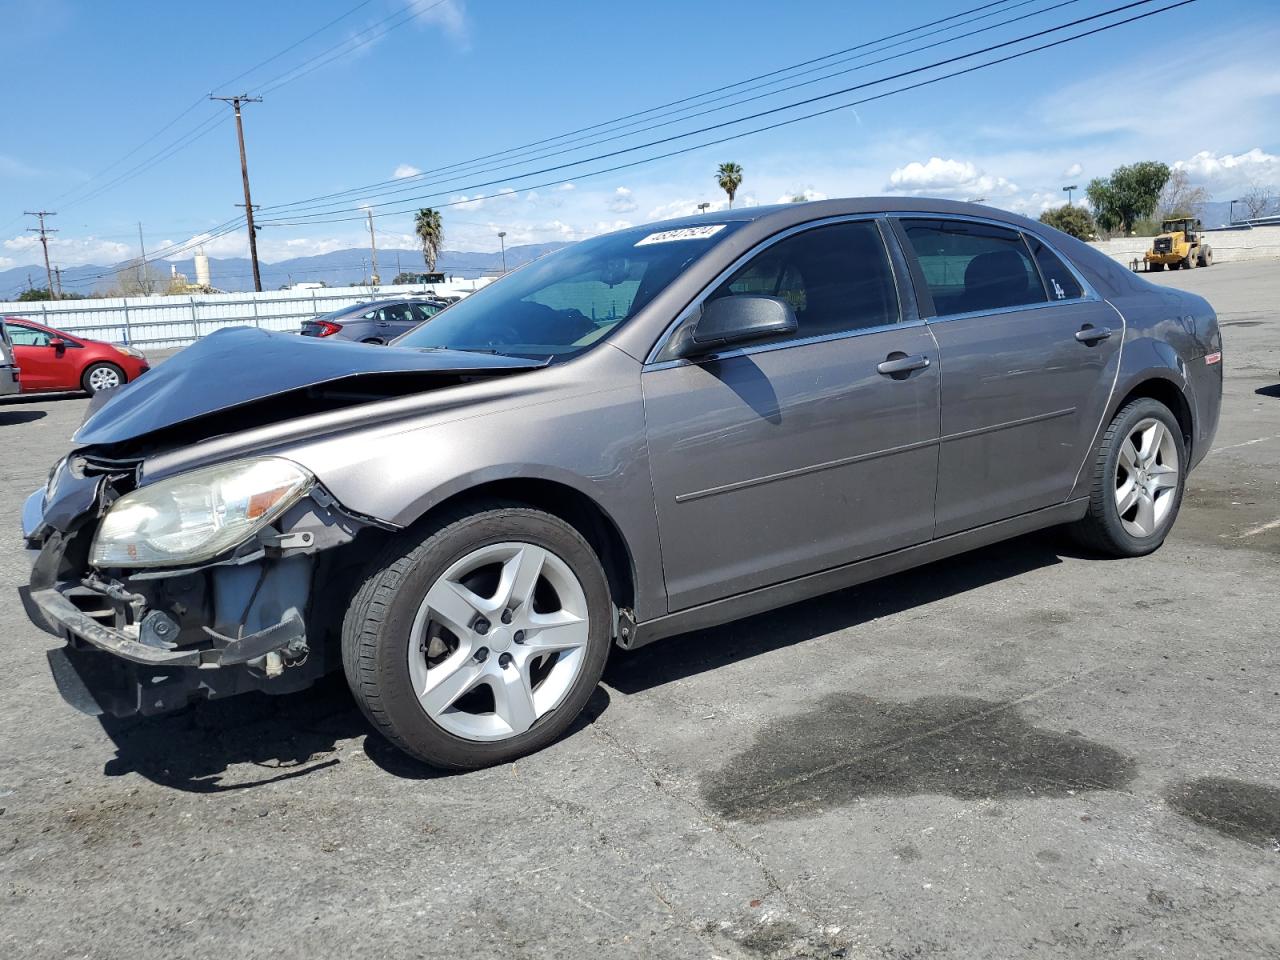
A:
[
  {"left": 257, "top": 0, "right": 1042, "bottom": 214},
  {"left": 262, "top": 0, "right": 1086, "bottom": 219},
  {"left": 261, "top": 0, "right": 1182, "bottom": 227}
]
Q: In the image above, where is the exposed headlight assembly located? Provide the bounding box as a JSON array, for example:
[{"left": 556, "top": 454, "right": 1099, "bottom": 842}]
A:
[{"left": 91, "top": 457, "right": 312, "bottom": 568}]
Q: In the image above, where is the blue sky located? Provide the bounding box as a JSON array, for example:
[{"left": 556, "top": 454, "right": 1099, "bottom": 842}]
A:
[{"left": 1, "top": 0, "right": 1277, "bottom": 272}]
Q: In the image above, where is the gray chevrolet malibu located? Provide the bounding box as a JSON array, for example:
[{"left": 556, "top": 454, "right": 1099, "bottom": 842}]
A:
[{"left": 20, "top": 199, "right": 1222, "bottom": 769}]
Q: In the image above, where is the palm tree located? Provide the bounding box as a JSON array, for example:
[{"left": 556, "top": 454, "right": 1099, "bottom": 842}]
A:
[
  {"left": 414, "top": 207, "right": 443, "bottom": 271},
  {"left": 716, "top": 162, "right": 744, "bottom": 209}
]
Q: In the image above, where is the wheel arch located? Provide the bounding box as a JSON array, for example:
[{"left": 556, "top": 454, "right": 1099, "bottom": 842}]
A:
[
  {"left": 404, "top": 473, "right": 638, "bottom": 615},
  {"left": 1109, "top": 371, "right": 1194, "bottom": 458}
]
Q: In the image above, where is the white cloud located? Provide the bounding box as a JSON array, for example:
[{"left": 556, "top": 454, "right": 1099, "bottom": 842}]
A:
[
  {"left": 411, "top": 0, "right": 468, "bottom": 45},
  {"left": 393, "top": 163, "right": 422, "bottom": 179},
  {"left": 1174, "top": 148, "right": 1280, "bottom": 192},
  {"left": 645, "top": 194, "right": 758, "bottom": 221},
  {"left": 2, "top": 233, "right": 133, "bottom": 268},
  {"left": 776, "top": 188, "right": 828, "bottom": 203},
  {"left": 1063, "top": 162, "right": 1083, "bottom": 179},
  {"left": 608, "top": 186, "right": 638, "bottom": 213},
  {"left": 886, "top": 156, "right": 1018, "bottom": 199},
  {"left": 555, "top": 182, "right": 576, "bottom": 191}
]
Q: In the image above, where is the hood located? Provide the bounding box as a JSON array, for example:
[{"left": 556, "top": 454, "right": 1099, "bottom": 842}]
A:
[{"left": 74, "top": 326, "right": 545, "bottom": 447}]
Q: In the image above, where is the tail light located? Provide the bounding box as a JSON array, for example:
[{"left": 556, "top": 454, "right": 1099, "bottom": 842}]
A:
[{"left": 313, "top": 321, "right": 343, "bottom": 337}]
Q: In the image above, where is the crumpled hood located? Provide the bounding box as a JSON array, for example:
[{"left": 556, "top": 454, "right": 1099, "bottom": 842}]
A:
[{"left": 74, "top": 326, "right": 545, "bottom": 447}]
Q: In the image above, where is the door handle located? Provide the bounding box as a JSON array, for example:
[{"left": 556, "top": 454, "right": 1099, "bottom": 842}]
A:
[
  {"left": 877, "top": 353, "right": 931, "bottom": 377},
  {"left": 1075, "top": 325, "right": 1112, "bottom": 343}
]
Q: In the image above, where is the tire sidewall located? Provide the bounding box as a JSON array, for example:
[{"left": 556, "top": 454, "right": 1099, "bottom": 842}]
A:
[
  {"left": 1096, "top": 400, "right": 1187, "bottom": 555},
  {"left": 354, "top": 509, "right": 612, "bottom": 768}
]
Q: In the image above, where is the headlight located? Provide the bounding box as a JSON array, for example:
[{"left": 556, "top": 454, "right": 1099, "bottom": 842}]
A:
[
  {"left": 90, "top": 457, "right": 312, "bottom": 568},
  {"left": 114, "top": 344, "right": 146, "bottom": 360}
]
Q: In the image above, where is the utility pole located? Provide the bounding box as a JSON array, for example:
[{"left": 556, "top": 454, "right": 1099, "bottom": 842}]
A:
[
  {"left": 210, "top": 94, "right": 264, "bottom": 292},
  {"left": 497, "top": 231, "right": 507, "bottom": 274},
  {"left": 367, "top": 209, "right": 380, "bottom": 285},
  {"left": 53, "top": 266, "right": 63, "bottom": 298},
  {"left": 136, "top": 222, "right": 152, "bottom": 295},
  {"left": 24, "top": 210, "right": 59, "bottom": 299}
]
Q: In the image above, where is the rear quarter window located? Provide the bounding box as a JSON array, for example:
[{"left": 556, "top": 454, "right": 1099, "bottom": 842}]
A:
[{"left": 1024, "top": 234, "right": 1084, "bottom": 300}]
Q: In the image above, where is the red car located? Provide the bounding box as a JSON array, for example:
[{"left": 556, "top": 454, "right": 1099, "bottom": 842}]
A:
[{"left": 2, "top": 316, "right": 149, "bottom": 395}]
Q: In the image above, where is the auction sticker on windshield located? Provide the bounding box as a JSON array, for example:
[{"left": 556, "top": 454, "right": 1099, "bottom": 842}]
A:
[{"left": 635, "top": 224, "right": 727, "bottom": 246}]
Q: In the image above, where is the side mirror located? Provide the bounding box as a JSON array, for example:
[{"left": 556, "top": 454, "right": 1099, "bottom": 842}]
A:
[
  {"left": 49, "top": 337, "right": 67, "bottom": 352},
  {"left": 684, "top": 295, "right": 797, "bottom": 355}
]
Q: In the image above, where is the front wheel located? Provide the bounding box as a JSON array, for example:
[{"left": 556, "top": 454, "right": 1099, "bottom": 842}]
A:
[
  {"left": 342, "top": 503, "right": 612, "bottom": 769},
  {"left": 1070, "top": 398, "right": 1186, "bottom": 557},
  {"left": 81, "top": 361, "right": 125, "bottom": 394}
]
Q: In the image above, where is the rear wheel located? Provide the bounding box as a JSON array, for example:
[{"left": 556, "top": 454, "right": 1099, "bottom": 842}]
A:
[
  {"left": 81, "top": 362, "right": 125, "bottom": 394},
  {"left": 342, "top": 503, "right": 612, "bottom": 769},
  {"left": 1071, "top": 398, "right": 1186, "bottom": 557},
  {"left": 1200, "top": 247, "right": 1213, "bottom": 267},
  {"left": 361, "top": 337, "right": 384, "bottom": 345}
]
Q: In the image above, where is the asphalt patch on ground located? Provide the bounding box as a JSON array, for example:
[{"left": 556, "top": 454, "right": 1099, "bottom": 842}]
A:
[
  {"left": 702, "top": 694, "right": 1136, "bottom": 822},
  {"left": 1165, "top": 776, "right": 1280, "bottom": 849}
]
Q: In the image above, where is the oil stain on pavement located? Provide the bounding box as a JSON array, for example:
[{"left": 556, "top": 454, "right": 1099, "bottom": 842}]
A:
[
  {"left": 1165, "top": 776, "right": 1280, "bottom": 849},
  {"left": 703, "top": 694, "right": 1136, "bottom": 822}
]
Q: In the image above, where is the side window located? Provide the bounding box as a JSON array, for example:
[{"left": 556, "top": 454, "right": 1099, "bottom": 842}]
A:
[
  {"left": 411, "top": 303, "right": 439, "bottom": 323},
  {"left": 7, "top": 324, "right": 51, "bottom": 346},
  {"left": 708, "top": 220, "right": 899, "bottom": 341},
  {"left": 901, "top": 219, "right": 1048, "bottom": 316},
  {"left": 1024, "top": 234, "right": 1083, "bottom": 300}
]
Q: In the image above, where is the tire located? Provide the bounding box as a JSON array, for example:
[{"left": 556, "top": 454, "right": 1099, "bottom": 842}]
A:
[
  {"left": 1070, "top": 398, "right": 1187, "bottom": 557},
  {"left": 1182, "top": 252, "right": 1196, "bottom": 270},
  {"left": 1149, "top": 262, "right": 1165, "bottom": 272},
  {"left": 1200, "top": 247, "right": 1213, "bottom": 267},
  {"left": 342, "top": 502, "right": 612, "bottom": 769},
  {"left": 81, "top": 361, "right": 125, "bottom": 394},
  {"left": 361, "top": 338, "right": 384, "bottom": 345}
]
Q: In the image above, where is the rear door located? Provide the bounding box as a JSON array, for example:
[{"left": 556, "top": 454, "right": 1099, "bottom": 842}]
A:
[
  {"left": 643, "top": 218, "right": 940, "bottom": 611},
  {"left": 895, "top": 217, "right": 1121, "bottom": 536},
  {"left": 0, "top": 320, "right": 18, "bottom": 395},
  {"left": 379, "top": 303, "right": 420, "bottom": 337}
]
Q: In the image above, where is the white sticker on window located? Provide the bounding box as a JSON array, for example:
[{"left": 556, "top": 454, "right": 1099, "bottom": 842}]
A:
[{"left": 634, "top": 224, "right": 727, "bottom": 246}]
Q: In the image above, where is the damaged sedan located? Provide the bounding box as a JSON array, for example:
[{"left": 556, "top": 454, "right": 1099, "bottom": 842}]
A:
[{"left": 20, "top": 199, "right": 1222, "bottom": 769}]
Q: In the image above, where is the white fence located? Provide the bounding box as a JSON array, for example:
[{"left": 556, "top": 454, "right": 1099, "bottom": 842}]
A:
[{"left": 0, "top": 279, "right": 492, "bottom": 349}]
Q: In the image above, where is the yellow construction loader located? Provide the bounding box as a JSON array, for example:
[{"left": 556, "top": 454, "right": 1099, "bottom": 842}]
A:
[{"left": 1142, "top": 217, "right": 1213, "bottom": 271}]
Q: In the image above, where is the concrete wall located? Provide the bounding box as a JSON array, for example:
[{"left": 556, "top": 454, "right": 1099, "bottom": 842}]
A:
[{"left": 1088, "top": 225, "right": 1280, "bottom": 267}]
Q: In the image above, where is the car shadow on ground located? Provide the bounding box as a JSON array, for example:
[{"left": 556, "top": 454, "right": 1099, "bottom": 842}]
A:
[
  {"left": 0, "top": 391, "right": 85, "bottom": 405},
  {"left": 1255, "top": 384, "right": 1280, "bottom": 399},
  {"left": 98, "top": 674, "right": 613, "bottom": 791},
  {"left": 96, "top": 530, "right": 1081, "bottom": 791},
  {"left": 605, "top": 529, "right": 1083, "bottom": 695},
  {"left": 0, "top": 409, "right": 46, "bottom": 425}
]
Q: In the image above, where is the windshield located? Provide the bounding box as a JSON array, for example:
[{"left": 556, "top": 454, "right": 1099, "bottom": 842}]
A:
[{"left": 396, "top": 222, "right": 742, "bottom": 359}]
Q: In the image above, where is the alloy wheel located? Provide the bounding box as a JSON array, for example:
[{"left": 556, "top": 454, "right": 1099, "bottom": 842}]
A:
[
  {"left": 406, "top": 541, "right": 590, "bottom": 742},
  {"left": 88, "top": 367, "right": 121, "bottom": 391},
  {"left": 1114, "top": 417, "right": 1180, "bottom": 538}
]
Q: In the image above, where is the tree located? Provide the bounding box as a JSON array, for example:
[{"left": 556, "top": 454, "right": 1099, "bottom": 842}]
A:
[
  {"left": 1158, "top": 168, "right": 1209, "bottom": 220},
  {"left": 1086, "top": 161, "right": 1170, "bottom": 235},
  {"left": 716, "top": 162, "right": 744, "bottom": 209},
  {"left": 112, "top": 258, "right": 163, "bottom": 297},
  {"left": 1240, "top": 184, "right": 1278, "bottom": 220},
  {"left": 414, "top": 207, "right": 444, "bottom": 271},
  {"left": 1039, "top": 205, "right": 1096, "bottom": 241}
]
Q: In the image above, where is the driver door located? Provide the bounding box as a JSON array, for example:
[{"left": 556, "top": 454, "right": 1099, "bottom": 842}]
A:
[
  {"left": 642, "top": 220, "right": 941, "bottom": 612},
  {"left": 5, "top": 322, "right": 65, "bottom": 391}
]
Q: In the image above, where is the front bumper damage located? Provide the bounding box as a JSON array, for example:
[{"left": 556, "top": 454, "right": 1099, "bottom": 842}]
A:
[{"left": 20, "top": 456, "right": 382, "bottom": 718}]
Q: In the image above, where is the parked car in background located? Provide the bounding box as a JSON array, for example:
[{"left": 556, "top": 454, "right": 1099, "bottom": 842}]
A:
[
  {"left": 0, "top": 318, "right": 20, "bottom": 397},
  {"left": 300, "top": 297, "right": 448, "bottom": 343},
  {"left": 3, "top": 317, "right": 149, "bottom": 395},
  {"left": 20, "top": 199, "right": 1221, "bottom": 771}
]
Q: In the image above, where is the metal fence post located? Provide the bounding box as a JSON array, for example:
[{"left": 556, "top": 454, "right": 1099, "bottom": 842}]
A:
[
  {"left": 189, "top": 296, "right": 199, "bottom": 342},
  {"left": 121, "top": 300, "right": 132, "bottom": 346},
  {"left": 252, "top": 297, "right": 260, "bottom": 328}
]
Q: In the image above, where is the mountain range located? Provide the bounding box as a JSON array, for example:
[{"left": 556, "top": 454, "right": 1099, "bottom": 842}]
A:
[{"left": 0, "top": 243, "right": 570, "bottom": 300}]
